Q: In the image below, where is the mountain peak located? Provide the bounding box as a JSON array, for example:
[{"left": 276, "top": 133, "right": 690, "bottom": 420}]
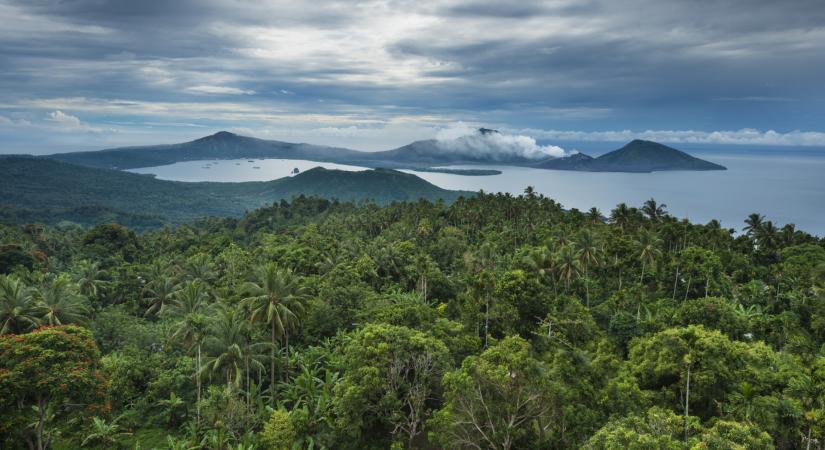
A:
[
  {"left": 477, "top": 127, "right": 499, "bottom": 135},
  {"left": 190, "top": 130, "right": 244, "bottom": 145},
  {"left": 209, "top": 131, "right": 238, "bottom": 139}
]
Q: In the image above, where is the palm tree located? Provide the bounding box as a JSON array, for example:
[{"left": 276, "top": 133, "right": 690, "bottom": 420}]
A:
[
  {"left": 202, "top": 306, "right": 269, "bottom": 406},
  {"left": 586, "top": 207, "right": 603, "bottom": 224},
  {"left": 144, "top": 275, "right": 180, "bottom": 317},
  {"left": 755, "top": 220, "right": 779, "bottom": 250},
  {"left": 555, "top": 245, "right": 581, "bottom": 293},
  {"left": 780, "top": 223, "right": 797, "bottom": 247},
  {"left": 202, "top": 306, "right": 246, "bottom": 387},
  {"left": 465, "top": 244, "right": 498, "bottom": 348},
  {"left": 34, "top": 274, "right": 90, "bottom": 326},
  {"left": 156, "top": 392, "right": 186, "bottom": 428},
  {"left": 82, "top": 417, "right": 128, "bottom": 448},
  {"left": 610, "top": 203, "right": 633, "bottom": 233},
  {"left": 575, "top": 229, "right": 603, "bottom": 307},
  {"left": 165, "top": 280, "right": 212, "bottom": 426},
  {"left": 185, "top": 253, "right": 216, "bottom": 282},
  {"left": 636, "top": 229, "right": 663, "bottom": 285},
  {"left": 743, "top": 213, "right": 765, "bottom": 236},
  {"left": 0, "top": 275, "right": 38, "bottom": 334},
  {"left": 72, "top": 260, "right": 107, "bottom": 300},
  {"left": 641, "top": 198, "right": 668, "bottom": 222},
  {"left": 242, "top": 264, "right": 307, "bottom": 392}
]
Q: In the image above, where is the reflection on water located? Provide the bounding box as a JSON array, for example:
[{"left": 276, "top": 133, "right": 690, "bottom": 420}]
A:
[{"left": 128, "top": 159, "right": 366, "bottom": 182}]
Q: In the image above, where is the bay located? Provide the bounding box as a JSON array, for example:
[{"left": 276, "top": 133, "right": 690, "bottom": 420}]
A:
[{"left": 128, "top": 152, "right": 825, "bottom": 235}]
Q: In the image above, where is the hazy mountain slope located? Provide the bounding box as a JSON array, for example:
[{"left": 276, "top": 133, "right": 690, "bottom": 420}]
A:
[
  {"left": 532, "top": 152, "right": 595, "bottom": 170},
  {"left": 585, "top": 140, "right": 726, "bottom": 172},
  {"left": 0, "top": 156, "right": 471, "bottom": 227},
  {"left": 46, "top": 132, "right": 726, "bottom": 173},
  {"left": 48, "top": 131, "right": 367, "bottom": 170}
]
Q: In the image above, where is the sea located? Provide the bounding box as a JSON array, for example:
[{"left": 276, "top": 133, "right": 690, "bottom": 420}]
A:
[{"left": 128, "top": 149, "right": 825, "bottom": 236}]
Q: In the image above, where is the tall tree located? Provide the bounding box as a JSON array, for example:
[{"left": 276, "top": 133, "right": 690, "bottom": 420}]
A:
[
  {"left": 33, "top": 274, "right": 90, "bottom": 326},
  {"left": 143, "top": 275, "right": 179, "bottom": 317},
  {"left": 0, "top": 275, "right": 38, "bottom": 334},
  {"left": 165, "top": 280, "right": 212, "bottom": 426},
  {"left": 743, "top": 213, "right": 765, "bottom": 237},
  {"left": 0, "top": 326, "right": 106, "bottom": 450},
  {"left": 430, "top": 336, "right": 557, "bottom": 450},
  {"left": 555, "top": 245, "right": 582, "bottom": 293},
  {"left": 575, "top": 228, "right": 603, "bottom": 307},
  {"left": 636, "top": 229, "right": 663, "bottom": 285},
  {"left": 242, "top": 264, "right": 307, "bottom": 392},
  {"left": 641, "top": 198, "right": 668, "bottom": 222}
]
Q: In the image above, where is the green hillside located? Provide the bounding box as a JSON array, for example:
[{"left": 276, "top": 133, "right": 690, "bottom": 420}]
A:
[{"left": 0, "top": 156, "right": 471, "bottom": 227}]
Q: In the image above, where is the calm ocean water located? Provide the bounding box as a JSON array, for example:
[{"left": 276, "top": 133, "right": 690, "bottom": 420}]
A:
[{"left": 129, "top": 152, "right": 825, "bottom": 236}]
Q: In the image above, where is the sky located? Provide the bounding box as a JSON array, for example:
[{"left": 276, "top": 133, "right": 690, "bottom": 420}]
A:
[{"left": 1, "top": 0, "right": 824, "bottom": 154}]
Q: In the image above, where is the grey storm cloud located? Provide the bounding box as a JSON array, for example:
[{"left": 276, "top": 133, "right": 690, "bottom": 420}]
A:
[{"left": 0, "top": 0, "right": 824, "bottom": 152}]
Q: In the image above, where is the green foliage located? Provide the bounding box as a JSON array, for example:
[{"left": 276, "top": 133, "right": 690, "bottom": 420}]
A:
[
  {"left": 0, "top": 325, "right": 107, "bottom": 449},
  {"left": 430, "top": 336, "right": 557, "bottom": 450},
  {"left": 0, "top": 193, "right": 822, "bottom": 449},
  {"left": 334, "top": 323, "right": 450, "bottom": 448},
  {"left": 260, "top": 410, "right": 296, "bottom": 450}
]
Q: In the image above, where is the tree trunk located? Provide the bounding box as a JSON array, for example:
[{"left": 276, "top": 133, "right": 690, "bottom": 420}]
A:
[
  {"left": 484, "top": 295, "right": 490, "bottom": 348},
  {"left": 684, "top": 363, "right": 691, "bottom": 442},
  {"left": 672, "top": 266, "right": 680, "bottom": 300},
  {"left": 705, "top": 271, "right": 710, "bottom": 297},
  {"left": 640, "top": 260, "right": 646, "bottom": 285},
  {"left": 197, "top": 343, "right": 202, "bottom": 427},
  {"left": 36, "top": 396, "right": 46, "bottom": 450},
  {"left": 270, "top": 318, "right": 276, "bottom": 404},
  {"left": 805, "top": 426, "right": 812, "bottom": 450},
  {"left": 584, "top": 263, "right": 590, "bottom": 307},
  {"left": 284, "top": 329, "right": 290, "bottom": 383}
]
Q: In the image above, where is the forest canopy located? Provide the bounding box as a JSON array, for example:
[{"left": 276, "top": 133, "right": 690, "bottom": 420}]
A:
[{"left": 1, "top": 193, "right": 824, "bottom": 449}]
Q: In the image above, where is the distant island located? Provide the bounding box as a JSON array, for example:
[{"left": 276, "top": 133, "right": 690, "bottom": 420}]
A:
[
  {"left": 0, "top": 156, "right": 471, "bottom": 228},
  {"left": 536, "top": 140, "right": 727, "bottom": 172},
  {"left": 410, "top": 167, "right": 502, "bottom": 176},
  {"left": 48, "top": 130, "right": 725, "bottom": 174}
]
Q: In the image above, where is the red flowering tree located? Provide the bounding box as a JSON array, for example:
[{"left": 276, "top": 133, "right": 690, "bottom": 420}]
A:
[{"left": 0, "top": 325, "right": 107, "bottom": 450}]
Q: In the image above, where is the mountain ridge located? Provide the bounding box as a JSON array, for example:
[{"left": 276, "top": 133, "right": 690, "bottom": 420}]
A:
[
  {"left": 0, "top": 155, "right": 471, "bottom": 228},
  {"left": 46, "top": 131, "right": 726, "bottom": 173},
  {"left": 534, "top": 139, "right": 726, "bottom": 172}
]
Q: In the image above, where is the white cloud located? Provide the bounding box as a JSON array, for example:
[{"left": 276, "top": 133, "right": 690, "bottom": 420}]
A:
[
  {"left": 435, "top": 122, "right": 568, "bottom": 159},
  {"left": 185, "top": 85, "right": 256, "bottom": 95},
  {"left": 510, "top": 127, "right": 825, "bottom": 147},
  {"left": 47, "top": 110, "right": 83, "bottom": 127}
]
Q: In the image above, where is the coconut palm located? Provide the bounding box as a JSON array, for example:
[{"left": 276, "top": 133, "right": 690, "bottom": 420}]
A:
[
  {"left": 33, "top": 273, "right": 90, "bottom": 326},
  {"left": 242, "top": 264, "right": 307, "bottom": 392},
  {"left": 0, "top": 275, "right": 38, "bottom": 334},
  {"left": 586, "top": 207, "right": 603, "bottom": 224},
  {"left": 72, "top": 260, "right": 107, "bottom": 300},
  {"left": 165, "top": 280, "right": 212, "bottom": 425},
  {"left": 755, "top": 220, "right": 779, "bottom": 250},
  {"left": 201, "top": 305, "right": 269, "bottom": 392},
  {"left": 636, "top": 229, "right": 663, "bottom": 285},
  {"left": 201, "top": 306, "right": 247, "bottom": 387},
  {"left": 641, "top": 198, "right": 668, "bottom": 222},
  {"left": 780, "top": 223, "right": 797, "bottom": 247},
  {"left": 610, "top": 203, "right": 633, "bottom": 233},
  {"left": 185, "top": 253, "right": 216, "bottom": 282},
  {"left": 743, "top": 213, "right": 765, "bottom": 237},
  {"left": 555, "top": 245, "right": 581, "bottom": 293},
  {"left": 575, "top": 228, "right": 603, "bottom": 307},
  {"left": 144, "top": 275, "right": 180, "bottom": 317}
]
